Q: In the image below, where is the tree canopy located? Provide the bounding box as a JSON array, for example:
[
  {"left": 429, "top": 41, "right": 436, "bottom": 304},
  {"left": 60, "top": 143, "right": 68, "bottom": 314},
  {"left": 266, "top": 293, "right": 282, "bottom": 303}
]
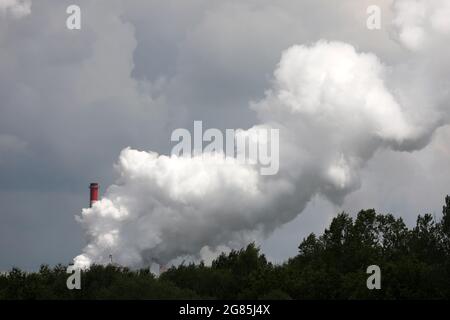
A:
[{"left": 1, "top": 196, "right": 450, "bottom": 299}]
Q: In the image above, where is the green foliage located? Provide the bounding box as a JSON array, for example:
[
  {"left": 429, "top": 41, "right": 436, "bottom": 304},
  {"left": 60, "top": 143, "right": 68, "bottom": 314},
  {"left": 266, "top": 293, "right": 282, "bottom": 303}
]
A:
[
  {"left": 1, "top": 196, "right": 450, "bottom": 299},
  {"left": 442, "top": 195, "right": 450, "bottom": 237}
]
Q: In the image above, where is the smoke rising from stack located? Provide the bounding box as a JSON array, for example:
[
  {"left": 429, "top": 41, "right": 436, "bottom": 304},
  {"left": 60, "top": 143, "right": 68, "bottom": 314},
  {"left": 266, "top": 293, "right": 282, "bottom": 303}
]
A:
[{"left": 74, "top": 0, "right": 450, "bottom": 269}]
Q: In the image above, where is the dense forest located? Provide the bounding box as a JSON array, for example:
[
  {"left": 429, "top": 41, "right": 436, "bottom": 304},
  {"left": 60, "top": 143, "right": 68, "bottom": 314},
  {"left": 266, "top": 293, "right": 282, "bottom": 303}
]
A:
[{"left": 1, "top": 196, "right": 450, "bottom": 300}]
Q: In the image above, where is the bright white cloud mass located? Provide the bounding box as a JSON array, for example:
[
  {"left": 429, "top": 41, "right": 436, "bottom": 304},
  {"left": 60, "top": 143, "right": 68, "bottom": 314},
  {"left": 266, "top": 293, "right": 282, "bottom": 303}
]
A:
[
  {"left": 75, "top": 9, "right": 450, "bottom": 267},
  {"left": 1, "top": 0, "right": 450, "bottom": 270},
  {"left": 392, "top": 0, "right": 450, "bottom": 50}
]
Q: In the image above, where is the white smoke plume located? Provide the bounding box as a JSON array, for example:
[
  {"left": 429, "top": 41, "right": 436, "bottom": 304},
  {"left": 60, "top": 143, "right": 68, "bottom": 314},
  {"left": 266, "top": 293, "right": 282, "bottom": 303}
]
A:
[
  {"left": 0, "top": 0, "right": 31, "bottom": 18},
  {"left": 74, "top": 0, "right": 450, "bottom": 269}
]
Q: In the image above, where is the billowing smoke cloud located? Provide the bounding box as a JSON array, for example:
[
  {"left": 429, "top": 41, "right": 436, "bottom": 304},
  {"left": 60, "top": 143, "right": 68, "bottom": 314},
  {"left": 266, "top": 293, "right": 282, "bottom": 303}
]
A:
[
  {"left": 74, "top": 0, "right": 450, "bottom": 268},
  {"left": 0, "top": 0, "right": 31, "bottom": 18}
]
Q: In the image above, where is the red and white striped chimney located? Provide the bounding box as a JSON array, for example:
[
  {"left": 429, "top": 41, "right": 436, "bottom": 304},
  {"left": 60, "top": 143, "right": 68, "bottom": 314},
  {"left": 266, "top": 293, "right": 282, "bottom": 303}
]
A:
[{"left": 89, "top": 183, "right": 99, "bottom": 207}]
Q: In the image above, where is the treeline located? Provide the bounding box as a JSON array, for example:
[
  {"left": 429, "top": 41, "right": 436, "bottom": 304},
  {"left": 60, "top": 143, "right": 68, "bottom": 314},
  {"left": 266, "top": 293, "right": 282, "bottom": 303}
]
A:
[{"left": 1, "top": 196, "right": 450, "bottom": 299}]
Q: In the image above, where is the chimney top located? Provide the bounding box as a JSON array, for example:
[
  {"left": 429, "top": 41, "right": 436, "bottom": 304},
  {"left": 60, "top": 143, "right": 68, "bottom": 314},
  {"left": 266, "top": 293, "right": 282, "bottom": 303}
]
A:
[{"left": 89, "top": 183, "right": 99, "bottom": 207}]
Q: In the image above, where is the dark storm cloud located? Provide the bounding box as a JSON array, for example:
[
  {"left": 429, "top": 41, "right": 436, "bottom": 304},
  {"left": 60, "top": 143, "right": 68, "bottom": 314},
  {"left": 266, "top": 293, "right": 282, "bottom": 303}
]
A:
[
  {"left": 0, "top": 0, "right": 449, "bottom": 269},
  {"left": 0, "top": 0, "right": 170, "bottom": 269}
]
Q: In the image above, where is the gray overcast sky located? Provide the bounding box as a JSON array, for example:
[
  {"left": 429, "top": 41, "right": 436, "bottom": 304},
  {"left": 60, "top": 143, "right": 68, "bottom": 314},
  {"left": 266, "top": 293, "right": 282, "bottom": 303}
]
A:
[{"left": 1, "top": 0, "right": 449, "bottom": 270}]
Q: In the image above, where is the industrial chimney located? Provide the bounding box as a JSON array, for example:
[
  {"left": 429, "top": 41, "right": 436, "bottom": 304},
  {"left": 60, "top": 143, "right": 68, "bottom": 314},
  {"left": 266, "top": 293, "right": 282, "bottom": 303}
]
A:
[{"left": 89, "top": 183, "right": 99, "bottom": 207}]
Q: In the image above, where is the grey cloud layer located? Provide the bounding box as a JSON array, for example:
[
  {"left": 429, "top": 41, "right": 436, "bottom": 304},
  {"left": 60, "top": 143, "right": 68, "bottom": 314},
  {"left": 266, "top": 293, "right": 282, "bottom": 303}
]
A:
[{"left": 0, "top": 0, "right": 449, "bottom": 269}]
